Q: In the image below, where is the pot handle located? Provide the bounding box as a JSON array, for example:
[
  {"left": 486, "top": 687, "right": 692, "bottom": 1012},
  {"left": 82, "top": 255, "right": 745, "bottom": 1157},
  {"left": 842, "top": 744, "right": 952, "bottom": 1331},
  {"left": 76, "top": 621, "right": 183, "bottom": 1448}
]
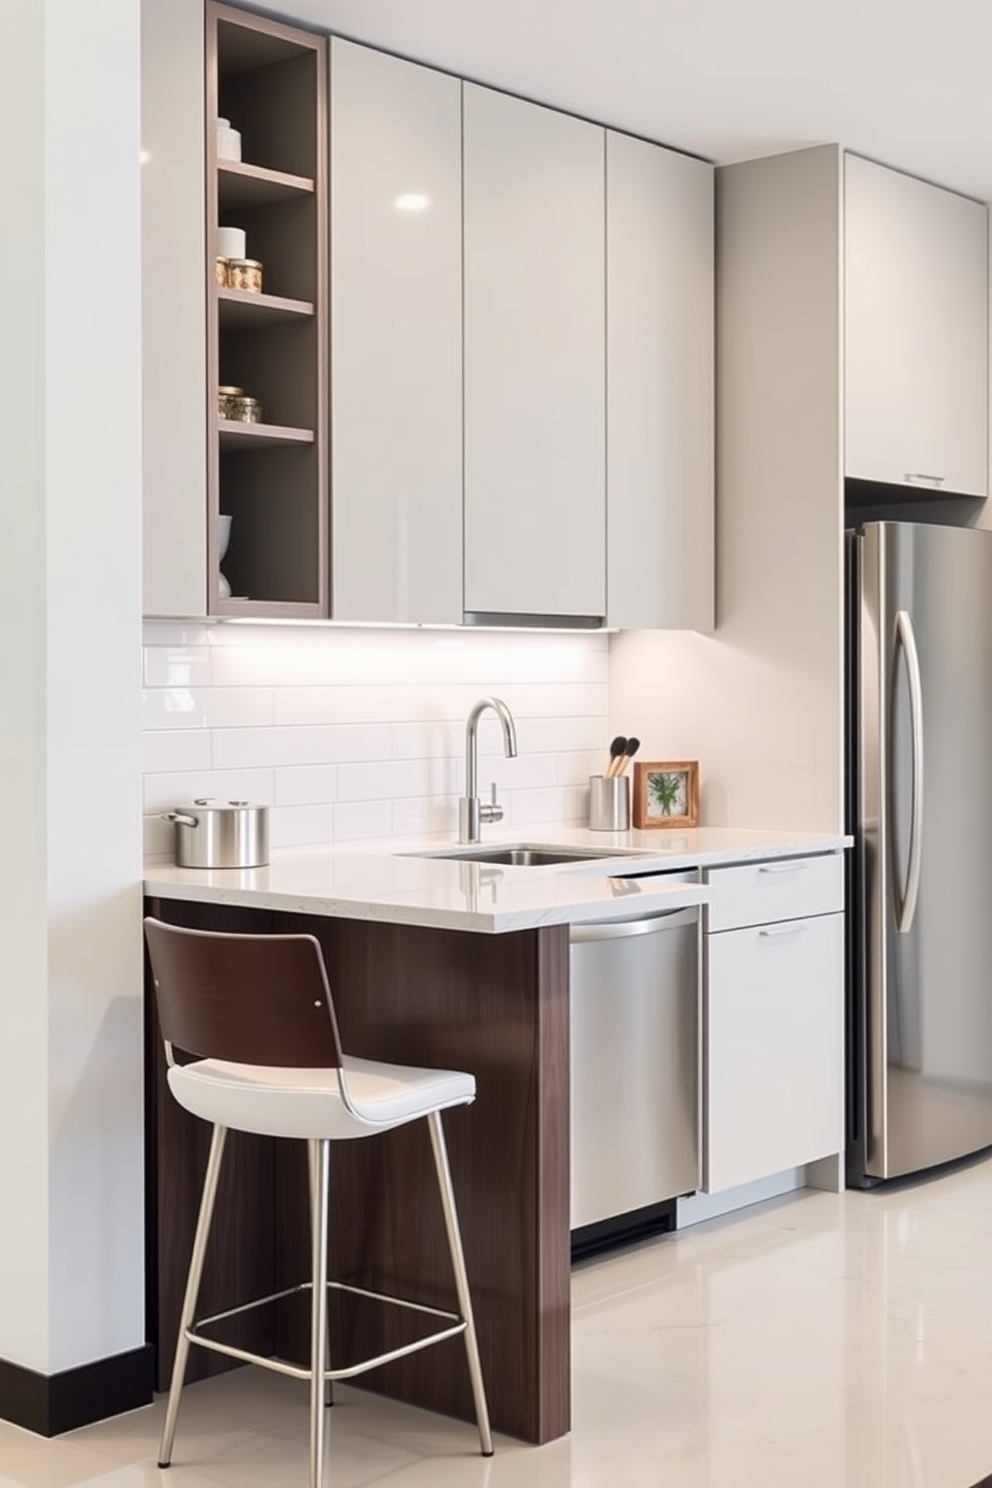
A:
[{"left": 162, "top": 812, "right": 199, "bottom": 829}]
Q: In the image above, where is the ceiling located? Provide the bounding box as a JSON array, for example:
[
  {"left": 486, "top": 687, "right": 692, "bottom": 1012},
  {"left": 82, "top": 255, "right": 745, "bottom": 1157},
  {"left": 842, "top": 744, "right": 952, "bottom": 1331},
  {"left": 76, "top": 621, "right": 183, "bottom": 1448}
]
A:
[{"left": 273, "top": 0, "right": 992, "bottom": 203}]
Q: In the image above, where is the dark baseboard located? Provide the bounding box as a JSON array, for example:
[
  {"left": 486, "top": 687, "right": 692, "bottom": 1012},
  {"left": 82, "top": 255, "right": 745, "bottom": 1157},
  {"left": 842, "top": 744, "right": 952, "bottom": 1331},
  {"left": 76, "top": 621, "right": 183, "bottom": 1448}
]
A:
[{"left": 0, "top": 1344, "right": 154, "bottom": 1436}]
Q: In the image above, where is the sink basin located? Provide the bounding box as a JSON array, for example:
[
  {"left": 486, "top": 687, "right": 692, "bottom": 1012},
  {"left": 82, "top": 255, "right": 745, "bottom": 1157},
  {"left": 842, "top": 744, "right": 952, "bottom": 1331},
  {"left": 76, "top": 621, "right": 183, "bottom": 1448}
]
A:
[{"left": 407, "top": 844, "right": 647, "bottom": 868}]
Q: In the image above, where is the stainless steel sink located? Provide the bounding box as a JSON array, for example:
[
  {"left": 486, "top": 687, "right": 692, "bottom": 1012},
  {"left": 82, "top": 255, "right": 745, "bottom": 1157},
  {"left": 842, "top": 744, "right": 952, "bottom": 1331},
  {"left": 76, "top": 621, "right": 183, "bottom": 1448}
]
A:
[{"left": 407, "top": 844, "right": 647, "bottom": 867}]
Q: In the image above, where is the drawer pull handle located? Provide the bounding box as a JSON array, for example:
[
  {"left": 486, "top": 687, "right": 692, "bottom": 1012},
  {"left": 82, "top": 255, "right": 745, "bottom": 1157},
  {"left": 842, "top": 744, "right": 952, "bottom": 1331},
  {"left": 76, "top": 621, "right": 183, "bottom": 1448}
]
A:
[
  {"left": 758, "top": 861, "right": 809, "bottom": 875},
  {"left": 759, "top": 922, "right": 808, "bottom": 937}
]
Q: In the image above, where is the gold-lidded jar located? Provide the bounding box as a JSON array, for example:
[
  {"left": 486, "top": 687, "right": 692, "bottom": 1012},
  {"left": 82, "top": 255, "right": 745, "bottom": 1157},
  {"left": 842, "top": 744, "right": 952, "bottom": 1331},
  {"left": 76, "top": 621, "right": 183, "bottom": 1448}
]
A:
[
  {"left": 215, "top": 256, "right": 229, "bottom": 287},
  {"left": 226, "top": 257, "right": 263, "bottom": 293},
  {"left": 227, "top": 394, "right": 262, "bottom": 424},
  {"left": 218, "top": 385, "right": 244, "bottom": 420}
]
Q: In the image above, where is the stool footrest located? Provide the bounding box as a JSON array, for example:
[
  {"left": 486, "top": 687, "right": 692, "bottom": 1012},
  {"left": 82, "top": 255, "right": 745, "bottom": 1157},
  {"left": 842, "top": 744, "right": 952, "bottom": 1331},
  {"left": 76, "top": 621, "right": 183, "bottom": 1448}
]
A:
[{"left": 187, "top": 1279, "right": 468, "bottom": 1383}]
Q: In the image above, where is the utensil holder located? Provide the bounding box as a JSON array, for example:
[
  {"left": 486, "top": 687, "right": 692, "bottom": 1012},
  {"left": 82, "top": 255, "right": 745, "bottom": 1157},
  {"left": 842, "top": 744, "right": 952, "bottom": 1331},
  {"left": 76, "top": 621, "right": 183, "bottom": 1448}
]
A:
[{"left": 589, "top": 774, "right": 630, "bottom": 832}]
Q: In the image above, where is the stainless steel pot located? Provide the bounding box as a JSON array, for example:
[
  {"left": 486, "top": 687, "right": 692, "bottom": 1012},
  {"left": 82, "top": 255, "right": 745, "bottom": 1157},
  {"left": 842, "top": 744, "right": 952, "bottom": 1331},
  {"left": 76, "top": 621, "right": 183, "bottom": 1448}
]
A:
[{"left": 162, "top": 799, "right": 269, "bottom": 868}]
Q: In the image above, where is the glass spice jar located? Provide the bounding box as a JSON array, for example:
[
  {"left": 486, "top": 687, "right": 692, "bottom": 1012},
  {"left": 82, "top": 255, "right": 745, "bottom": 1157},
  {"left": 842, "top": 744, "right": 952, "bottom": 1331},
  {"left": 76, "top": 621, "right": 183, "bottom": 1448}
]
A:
[
  {"left": 218, "top": 386, "right": 244, "bottom": 420},
  {"left": 215, "top": 256, "right": 229, "bottom": 287},
  {"left": 227, "top": 395, "right": 262, "bottom": 424},
  {"left": 226, "top": 258, "right": 263, "bottom": 293}
]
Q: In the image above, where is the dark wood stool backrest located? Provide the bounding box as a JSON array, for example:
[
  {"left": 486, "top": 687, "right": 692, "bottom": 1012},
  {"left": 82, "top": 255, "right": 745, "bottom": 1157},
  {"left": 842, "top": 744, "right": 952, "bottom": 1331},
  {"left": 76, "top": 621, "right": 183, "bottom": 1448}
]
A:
[{"left": 144, "top": 918, "right": 344, "bottom": 1068}]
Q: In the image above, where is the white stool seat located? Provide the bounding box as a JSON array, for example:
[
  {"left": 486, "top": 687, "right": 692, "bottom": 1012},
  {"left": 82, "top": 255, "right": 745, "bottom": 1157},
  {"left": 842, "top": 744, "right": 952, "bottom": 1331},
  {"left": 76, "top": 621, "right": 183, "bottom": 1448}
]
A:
[{"left": 168, "top": 1055, "right": 477, "bottom": 1140}]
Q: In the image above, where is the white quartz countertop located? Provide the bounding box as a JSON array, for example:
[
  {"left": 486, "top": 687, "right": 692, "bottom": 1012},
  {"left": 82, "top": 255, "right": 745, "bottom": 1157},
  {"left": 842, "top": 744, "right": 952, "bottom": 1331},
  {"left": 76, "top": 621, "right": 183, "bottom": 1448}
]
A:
[{"left": 143, "top": 825, "right": 850, "bottom": 935}]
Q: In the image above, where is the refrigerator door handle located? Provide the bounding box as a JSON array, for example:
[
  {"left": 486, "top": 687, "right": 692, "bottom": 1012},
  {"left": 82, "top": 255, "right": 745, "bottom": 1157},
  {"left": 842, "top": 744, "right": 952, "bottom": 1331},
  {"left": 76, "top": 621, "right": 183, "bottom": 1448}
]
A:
[{"left": 894, "top": 608, "right": 924, "bottom": 934}]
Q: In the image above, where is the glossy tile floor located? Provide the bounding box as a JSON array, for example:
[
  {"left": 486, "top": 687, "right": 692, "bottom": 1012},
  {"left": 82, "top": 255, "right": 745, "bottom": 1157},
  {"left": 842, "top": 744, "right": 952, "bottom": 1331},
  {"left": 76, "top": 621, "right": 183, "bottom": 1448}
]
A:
[{"left": 5, "top": 1154, "right": 992, "bottom": 1488}]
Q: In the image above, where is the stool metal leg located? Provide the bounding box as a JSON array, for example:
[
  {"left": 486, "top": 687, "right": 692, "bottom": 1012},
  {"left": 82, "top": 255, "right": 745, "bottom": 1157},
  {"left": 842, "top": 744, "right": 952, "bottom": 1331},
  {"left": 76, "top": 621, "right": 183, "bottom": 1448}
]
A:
[
  {"left": 427, "top": 1111, "right": 494, "bottom": 1457},
  {"left": 307, "top": 1141, "right": 334, "bottom": 1408},
  {"left": 158, "top": 1123, "right": 228, "bottom": 1469},
  {"left": 309, "top": 1138, "right": 331, "bottom": 1488}
]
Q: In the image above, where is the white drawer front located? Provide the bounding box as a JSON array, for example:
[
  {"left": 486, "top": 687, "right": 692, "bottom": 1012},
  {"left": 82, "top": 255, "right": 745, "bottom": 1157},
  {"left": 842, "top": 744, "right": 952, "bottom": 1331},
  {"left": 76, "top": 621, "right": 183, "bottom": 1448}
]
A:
[
  {"left": 704, "top": 853, "right": 844, "bottom": 932},
  {"left": 703, "top": 912, "right": 844, "bottom": 1193}
]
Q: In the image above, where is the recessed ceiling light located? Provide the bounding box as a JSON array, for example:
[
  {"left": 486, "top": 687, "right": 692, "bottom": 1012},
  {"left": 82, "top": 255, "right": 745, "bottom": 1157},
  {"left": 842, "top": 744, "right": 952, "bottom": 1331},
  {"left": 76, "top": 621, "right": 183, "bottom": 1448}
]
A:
[{"left": 394, "top": 193, "right": 430, "bottom": 212}]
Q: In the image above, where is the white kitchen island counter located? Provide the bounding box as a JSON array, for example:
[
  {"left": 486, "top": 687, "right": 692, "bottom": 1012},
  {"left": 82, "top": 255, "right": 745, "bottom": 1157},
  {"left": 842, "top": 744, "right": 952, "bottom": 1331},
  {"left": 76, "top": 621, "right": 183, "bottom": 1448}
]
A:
[
  {"left": 143, "top": 824, "right": 849, "bottom": 934},
  {"left": 143, "top": 821, "right": 849, "bottom": 1448}
]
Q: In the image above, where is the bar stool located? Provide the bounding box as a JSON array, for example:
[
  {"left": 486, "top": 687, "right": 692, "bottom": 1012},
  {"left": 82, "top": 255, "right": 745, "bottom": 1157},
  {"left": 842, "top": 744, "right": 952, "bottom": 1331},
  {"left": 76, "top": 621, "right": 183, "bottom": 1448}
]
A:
[{"left": 144, "top": 917, "right": 494, "bottom": 1487}]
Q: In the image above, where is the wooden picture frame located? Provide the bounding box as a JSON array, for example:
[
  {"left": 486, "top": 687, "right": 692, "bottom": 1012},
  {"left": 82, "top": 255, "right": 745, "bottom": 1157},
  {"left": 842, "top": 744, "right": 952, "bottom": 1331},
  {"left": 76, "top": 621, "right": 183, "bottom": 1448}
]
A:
[{"left": 633, "top": 761, "right": 699, "bottom": 830}]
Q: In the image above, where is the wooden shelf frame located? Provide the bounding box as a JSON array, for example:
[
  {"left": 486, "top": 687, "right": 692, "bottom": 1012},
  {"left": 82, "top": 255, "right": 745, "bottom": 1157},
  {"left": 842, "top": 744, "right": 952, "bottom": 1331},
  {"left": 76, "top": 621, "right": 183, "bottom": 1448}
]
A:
[
  {"left": 218, "top": 419, "right": 315, "bottom": 450},
  {"left": 206, "top": 2, "right": 328, "bottom": 617},
  {"left": 217, "top": 158, "right": 314, "bottom": 209},
  {"left": 218, "top": 287, "right": 315, "bottom": 330}
]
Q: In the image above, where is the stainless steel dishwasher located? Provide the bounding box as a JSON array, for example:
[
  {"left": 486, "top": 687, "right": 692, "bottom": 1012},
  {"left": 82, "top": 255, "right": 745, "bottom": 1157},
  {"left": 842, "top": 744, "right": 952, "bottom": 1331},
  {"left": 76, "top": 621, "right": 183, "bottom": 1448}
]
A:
[{"left": 570, "top": 873, "right": 700, "bottom": 1237}]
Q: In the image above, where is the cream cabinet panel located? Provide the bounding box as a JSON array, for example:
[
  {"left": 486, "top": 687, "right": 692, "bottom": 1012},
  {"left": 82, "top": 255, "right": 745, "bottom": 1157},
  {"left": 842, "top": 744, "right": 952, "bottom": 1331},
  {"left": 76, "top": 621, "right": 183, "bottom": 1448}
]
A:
[
  {"left": 463, "top": 84, "right": 605, "bottom": 620},
  {"left": 330, "top": 42, "right": 462, "bottom": 624},
  {"left": 142, "top": 0, "right": 207, "bottom": 617},
  {"left": 606, "top": 132, "right": 714, "bottom": 631},
  {"left": 704, "top": 911, "right": 845, "bottom": 1194},
  {"left": 845, "top": 154, "right": 988, "bottom": 497}
]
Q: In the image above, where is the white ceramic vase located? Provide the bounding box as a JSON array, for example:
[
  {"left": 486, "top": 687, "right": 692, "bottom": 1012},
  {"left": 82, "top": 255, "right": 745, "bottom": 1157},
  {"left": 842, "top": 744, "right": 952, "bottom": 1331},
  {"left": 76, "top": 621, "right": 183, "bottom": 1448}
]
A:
[{"left": 218, "top": 514, "right": 232, "bottom": 599}]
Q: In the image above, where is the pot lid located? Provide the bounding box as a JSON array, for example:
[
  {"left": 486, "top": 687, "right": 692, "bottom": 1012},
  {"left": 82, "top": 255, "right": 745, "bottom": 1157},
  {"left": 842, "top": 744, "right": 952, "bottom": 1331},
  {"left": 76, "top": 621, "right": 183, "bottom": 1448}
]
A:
[{"left": 177, "top": 798, "right": 268, "bottom": 813}]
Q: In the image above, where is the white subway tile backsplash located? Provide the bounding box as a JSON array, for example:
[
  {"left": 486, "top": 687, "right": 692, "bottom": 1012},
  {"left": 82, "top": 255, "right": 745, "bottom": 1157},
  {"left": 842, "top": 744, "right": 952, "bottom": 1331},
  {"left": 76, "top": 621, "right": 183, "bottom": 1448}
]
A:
[
  {"left": 391, "top": 720, "right": 462, "bottom": 760},
  {"left": 391, "top": 794, "right": 460, "bottom": 839},
  {"left": 558, "top": 750, "right": 608, "bottom": 787},
  {"left": 333, "top": 724, "right": 395, "bottom": 763},
  {"left": 203, "top": 687, "right": 274, "bottom": 729},
  {"left": 333, "top": 799, "right": 393, "bottom": 843},
  {"left": 337, "top": 757, "right": 458, "bottom": 803},
  {"left": 274, "top": 765, "right": 337, "bottom": 807},
  {"left": 143, "top": 729, "right": 212, "bottom": 775},
  {"left": 270, "top": 803, "right": 334, "bottom": 849},
  {"left": 143, "top": 767, "right": 275, "bottom": 812},
  {"left": 143, "top": 645, "right": 211, "bottom": 688},
  {"left": 141, "top": 622, "right": 608, "bottom": 855},
  {"left": 211, "top": 724, "right": 336, "bottom": 770},
  {"left": 142, "top": 688, "right": 209, "bottom": 731},
  {"left": 273, "top": 687, "right": 336, "bottom": 726}
]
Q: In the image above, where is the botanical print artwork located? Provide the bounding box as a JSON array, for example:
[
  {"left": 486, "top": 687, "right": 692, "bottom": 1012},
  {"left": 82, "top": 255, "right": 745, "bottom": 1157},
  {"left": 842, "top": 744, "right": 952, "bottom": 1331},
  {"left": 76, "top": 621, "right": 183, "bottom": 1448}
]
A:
[{"left": 647, "top": 769, "right": 688, "bottom": 818}]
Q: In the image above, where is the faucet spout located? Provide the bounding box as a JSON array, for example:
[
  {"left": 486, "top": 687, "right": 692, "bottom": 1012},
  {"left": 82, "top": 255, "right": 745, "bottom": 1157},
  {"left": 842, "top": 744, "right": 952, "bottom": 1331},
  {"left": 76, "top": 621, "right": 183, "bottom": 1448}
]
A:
[{"left": 460, "top": 696, "right": 518, "bottom": 844}]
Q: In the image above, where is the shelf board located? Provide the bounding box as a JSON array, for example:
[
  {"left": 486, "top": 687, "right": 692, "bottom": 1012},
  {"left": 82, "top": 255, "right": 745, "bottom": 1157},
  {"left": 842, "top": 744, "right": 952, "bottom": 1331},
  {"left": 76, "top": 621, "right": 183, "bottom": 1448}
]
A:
[
  {"left": 218, "top": 420, "right": 315, "bottom": 451},
  {"left": 212, "top": 597, "right": 324, "bottom": 619},
  {"left": 218, "top": 159, "right": 314, "bottom": 209},
  {"left": 218, "top": 287, "right": 315, "bottom": 330}
]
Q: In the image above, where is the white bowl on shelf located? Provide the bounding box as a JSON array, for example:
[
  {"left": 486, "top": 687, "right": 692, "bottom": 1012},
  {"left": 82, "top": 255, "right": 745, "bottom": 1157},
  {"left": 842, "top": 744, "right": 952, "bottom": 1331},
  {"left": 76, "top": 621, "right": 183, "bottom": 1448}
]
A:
[{"left": 218, "top": 514, "right": 232, "bottom": 599}]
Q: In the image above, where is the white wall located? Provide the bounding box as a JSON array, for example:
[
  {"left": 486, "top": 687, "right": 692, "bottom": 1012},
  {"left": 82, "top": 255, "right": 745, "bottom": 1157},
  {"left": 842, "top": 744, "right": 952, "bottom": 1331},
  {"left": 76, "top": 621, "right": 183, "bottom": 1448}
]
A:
[
  {"left": 0, "top": 0, "right": 144, "bottom": 1374},
  {"left": 143, "top": 624, "right": 611, "bottom": 857}
]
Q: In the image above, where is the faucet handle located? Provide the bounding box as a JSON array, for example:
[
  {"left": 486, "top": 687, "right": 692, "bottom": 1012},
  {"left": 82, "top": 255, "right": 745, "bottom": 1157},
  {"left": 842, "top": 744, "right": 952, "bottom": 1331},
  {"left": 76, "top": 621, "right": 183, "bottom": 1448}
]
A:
[{"left": 480, "top": 781, "right": 504, "bottom": 825}]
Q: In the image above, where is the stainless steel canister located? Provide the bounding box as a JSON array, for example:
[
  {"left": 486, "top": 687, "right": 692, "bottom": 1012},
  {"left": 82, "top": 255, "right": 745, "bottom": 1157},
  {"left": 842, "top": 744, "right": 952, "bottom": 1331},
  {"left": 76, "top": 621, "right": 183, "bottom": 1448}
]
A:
[
  {"left": 588, "top": 775, "right": 631, "bottom": 832},
  {"left": 162, "top": 799, "right": 270, "bottom": 868}
]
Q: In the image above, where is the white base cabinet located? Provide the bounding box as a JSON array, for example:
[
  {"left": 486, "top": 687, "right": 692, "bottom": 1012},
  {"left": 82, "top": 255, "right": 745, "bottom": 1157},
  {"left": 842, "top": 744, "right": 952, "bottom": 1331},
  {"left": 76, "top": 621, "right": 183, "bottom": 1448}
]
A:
[{"left": 702, "top": 856, "right": 845, "bottom": 1194}]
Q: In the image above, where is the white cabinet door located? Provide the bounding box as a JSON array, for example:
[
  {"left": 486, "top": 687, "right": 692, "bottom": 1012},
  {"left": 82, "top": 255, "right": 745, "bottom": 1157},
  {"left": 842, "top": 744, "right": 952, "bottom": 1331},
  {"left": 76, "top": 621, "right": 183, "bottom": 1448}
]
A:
[
  {"left": 330, "top": 41, "right": 462, "bottom": 624},
  {"left": 606, "top": 132, "right": 714, "bottom": 631},
  {"left": 142, "top": 0, "right": 207, "bottom": 617},
  {"left": 845, "top": 154, "right": 988, "bottom": 497},
  {"left": 463, "top": 84, "right": 605, "bottom": 620},
  {"left": 704, "top": 912, "right": 844, "bottom": 1193}
]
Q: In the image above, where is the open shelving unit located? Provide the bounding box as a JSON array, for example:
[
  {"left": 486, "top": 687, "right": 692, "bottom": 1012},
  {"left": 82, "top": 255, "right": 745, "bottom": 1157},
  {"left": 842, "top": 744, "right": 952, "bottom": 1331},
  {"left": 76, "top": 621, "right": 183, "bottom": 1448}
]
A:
[{"left": 206, "top": 2, "right": 328, "bottom": 618}]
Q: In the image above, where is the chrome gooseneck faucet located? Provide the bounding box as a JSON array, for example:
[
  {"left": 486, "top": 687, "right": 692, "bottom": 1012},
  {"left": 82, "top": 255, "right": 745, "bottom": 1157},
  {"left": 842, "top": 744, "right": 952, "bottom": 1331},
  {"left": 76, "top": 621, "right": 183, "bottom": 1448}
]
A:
[{"left": 459, "top": 696, "right": 518, "bottom": 843}]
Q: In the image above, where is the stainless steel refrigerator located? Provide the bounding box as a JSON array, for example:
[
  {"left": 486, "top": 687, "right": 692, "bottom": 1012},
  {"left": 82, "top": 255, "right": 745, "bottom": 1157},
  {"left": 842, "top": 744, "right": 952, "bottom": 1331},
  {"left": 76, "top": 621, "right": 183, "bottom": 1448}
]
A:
[{"left": 847, "top": 520, "right": 992, "bottom": 1186}]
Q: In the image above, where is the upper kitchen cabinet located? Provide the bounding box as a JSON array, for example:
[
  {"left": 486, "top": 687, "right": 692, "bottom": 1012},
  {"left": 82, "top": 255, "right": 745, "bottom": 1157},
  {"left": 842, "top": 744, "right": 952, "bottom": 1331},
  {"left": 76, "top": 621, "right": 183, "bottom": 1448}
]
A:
[
  {"left": 606, "top": 132, "right": 714, "bottom": 631},
  {"left": 463, "top": 86, "right": 606, "bottom": 622},
  {"left": 329, "top": 42, "right": 462, "bottom": 625},
  {"left": 845, "top": 154, "right": 988, "bottom": 498}
]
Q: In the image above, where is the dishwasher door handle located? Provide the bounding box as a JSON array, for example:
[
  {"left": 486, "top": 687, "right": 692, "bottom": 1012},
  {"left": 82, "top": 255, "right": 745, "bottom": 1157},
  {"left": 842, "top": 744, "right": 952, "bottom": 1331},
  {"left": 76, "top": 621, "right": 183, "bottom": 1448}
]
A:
[{"left": 570, "top": 906, "right": 699, "bottom": 942}]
